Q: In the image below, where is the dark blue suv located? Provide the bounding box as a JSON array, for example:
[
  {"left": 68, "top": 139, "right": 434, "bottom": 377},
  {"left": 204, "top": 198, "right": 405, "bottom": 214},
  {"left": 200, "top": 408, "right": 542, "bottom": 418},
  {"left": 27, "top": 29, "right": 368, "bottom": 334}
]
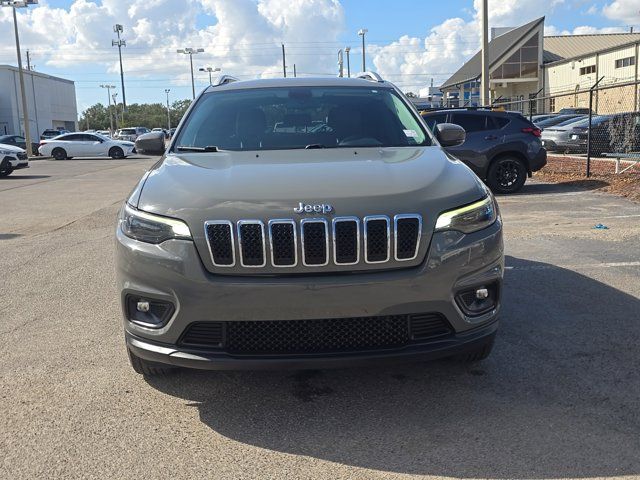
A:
[{"left": 421, "top": 109, "right": 547, "bottom": 193}]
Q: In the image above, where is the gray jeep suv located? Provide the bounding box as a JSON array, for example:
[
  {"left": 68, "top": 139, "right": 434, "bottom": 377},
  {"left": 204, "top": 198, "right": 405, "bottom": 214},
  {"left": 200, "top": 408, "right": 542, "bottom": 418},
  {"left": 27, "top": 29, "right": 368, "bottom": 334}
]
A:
[{"left": 116, "top": 74, "right": 504, "bottom": 375}]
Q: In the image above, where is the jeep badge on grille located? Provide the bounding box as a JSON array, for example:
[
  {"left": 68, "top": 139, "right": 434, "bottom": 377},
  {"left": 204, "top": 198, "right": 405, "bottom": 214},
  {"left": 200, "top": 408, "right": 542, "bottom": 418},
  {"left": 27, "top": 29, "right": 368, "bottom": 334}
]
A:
[{"left": 294, "top": 202, "right": 333, "bottom": 214}]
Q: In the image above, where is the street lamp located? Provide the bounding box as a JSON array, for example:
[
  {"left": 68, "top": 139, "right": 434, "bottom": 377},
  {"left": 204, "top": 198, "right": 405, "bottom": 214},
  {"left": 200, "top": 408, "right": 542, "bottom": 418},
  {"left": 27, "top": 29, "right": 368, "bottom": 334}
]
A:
[
  {"left": 177, "top": 47, "right": 205, "bottom": 99},
  {"left": 1, "top": 0, "right": 38, "bottom": 156},
  {"left": 358, "top": 28, "right": 368, "bottom": 72},
  {"left": 100, "top": 84, "right": 116, "bottom": 134},
  {"left": 345, "top": 46, "right": 351, "bottom": 77},
  {"left": 112, "top": 24, "right": 127, "bottom": 110},
  {"left": 164, "top": 89, "right": 171, "bottom": 131},
  {"left": 199, "top": 66, "right": 220, "bottom": 85}
]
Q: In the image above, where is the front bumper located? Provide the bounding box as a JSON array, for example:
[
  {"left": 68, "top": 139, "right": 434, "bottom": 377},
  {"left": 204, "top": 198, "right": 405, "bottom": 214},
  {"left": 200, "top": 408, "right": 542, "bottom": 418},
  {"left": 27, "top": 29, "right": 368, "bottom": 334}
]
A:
[
  {"left": 116, "top": 220, "right": 504, "bottom": 369},
  {"left": 2, "top": 155, "right": 29, "bottom": 169}
]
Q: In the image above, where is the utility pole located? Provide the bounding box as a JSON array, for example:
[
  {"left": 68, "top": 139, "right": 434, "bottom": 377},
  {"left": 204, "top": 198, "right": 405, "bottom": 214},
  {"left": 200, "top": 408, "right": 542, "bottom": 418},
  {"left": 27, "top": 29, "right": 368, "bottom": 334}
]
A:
[
  {"left": 177, "top": 48, "right": 204, "bottom": 99},
  {"left": 293, "top": 64, "right": 296, "bottom": 78},
  {"left": 165, "top": 89, "right": 171, "bottom": 131},
  {"left": 112, "top": 24, "right": 127, "bottom": 110},
  {"left": 358, "top": 29, "right": 368, "bottom": 72},
  {"left": 281, "top": 43, "right": 287, "bottom": 77},
  {"left": 338, "top": 49, "right": 344, "bottom": 77},
  {"left": 345, "top": 46, "right": 351, "bottom": 77},
  {"left": 112, "top": 93, "right": 119, "bottom": 129},
  {"left": 100, "top": 84, "right": 115, "bottom": 134},
  {"left": 26, "top": 48, "right": 31, "bottom": 70},
  {"left": 198, "top": 66, "right": 220, "bottom": 85},
  {"left": 480, "top": 0, "right": 490, "bottom": 106},
  {"left": 2, "top": 1, "right": 37, "bottom": 156}
]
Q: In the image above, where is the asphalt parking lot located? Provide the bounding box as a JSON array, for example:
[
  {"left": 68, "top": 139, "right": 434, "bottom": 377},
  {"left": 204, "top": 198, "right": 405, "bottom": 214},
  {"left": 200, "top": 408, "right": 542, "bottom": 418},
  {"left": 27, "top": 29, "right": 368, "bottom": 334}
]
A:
[{"left": 1, "top": 157, "right": 639, "bottom": 479}]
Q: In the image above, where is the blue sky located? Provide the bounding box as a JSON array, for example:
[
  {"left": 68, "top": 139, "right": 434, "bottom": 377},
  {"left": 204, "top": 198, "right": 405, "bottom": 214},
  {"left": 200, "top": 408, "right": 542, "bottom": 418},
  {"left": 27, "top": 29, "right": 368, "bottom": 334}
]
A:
[{"left": 1, "top": 0, "right": 638, "bottom": 113}]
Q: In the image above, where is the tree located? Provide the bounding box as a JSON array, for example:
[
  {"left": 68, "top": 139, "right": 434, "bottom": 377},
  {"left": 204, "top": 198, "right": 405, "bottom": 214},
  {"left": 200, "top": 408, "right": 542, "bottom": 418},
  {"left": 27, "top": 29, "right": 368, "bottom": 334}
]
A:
[
  {"left": 78, "top": 99, "right": 193, "bottom": 131},
  {"left": 405, "top": 91, "right": 417, "bottom": 98}
]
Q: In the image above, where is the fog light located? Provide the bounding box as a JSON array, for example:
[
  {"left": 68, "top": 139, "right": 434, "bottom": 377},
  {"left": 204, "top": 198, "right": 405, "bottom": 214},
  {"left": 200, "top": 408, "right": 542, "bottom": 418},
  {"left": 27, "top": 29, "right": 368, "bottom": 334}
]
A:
[
  {"left": 475, "top": 288, "right": 489, "bottom": 300},
  {"left": 125, "top": 295, "right": 175, "bottom": 328},
  {"left": 455, "top": 283, "right": 498, "bottom": 316},
  {"left": 136, "top": 301, "right": 150, "bottom": 312}
]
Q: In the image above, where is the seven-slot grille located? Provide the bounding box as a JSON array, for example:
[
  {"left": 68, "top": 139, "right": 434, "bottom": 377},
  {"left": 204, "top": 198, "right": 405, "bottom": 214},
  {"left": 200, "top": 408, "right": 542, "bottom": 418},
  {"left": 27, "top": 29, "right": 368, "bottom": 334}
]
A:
[
  {"left": 179, "top": 313, "right": 453, "bottom": 354},
  {"left": 204, "top": 214, "right": 422, "bottom": 269}
]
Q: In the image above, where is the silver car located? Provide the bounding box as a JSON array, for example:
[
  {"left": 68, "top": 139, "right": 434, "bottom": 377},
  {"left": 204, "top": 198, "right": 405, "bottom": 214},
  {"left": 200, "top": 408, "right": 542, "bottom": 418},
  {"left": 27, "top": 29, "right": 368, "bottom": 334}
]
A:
[
  {"left": 541, "top": 116, "right": 601, "bottom": 151},
  {"left": 116, "top": 74, "right": 504, "bottom": 375}
]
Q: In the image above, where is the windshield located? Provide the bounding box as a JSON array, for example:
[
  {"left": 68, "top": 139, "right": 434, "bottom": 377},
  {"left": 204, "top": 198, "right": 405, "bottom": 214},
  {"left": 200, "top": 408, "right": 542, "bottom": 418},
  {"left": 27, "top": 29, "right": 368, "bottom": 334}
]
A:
[
  {"left": 174, "top": 86, "right": 430, "bottom": 151},
  {"left": 120, "top": 129, "right": 136, "bottom": 135},
  {"left": 569, "top": 116, "right": 610, "bottom": 128}
]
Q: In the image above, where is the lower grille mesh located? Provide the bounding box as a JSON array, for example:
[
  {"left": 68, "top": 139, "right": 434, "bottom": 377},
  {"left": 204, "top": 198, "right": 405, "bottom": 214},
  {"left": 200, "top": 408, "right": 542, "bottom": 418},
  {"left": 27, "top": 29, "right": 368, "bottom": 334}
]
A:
[{"left": 179, "top": 314, "right": 453, "bottom": 355}]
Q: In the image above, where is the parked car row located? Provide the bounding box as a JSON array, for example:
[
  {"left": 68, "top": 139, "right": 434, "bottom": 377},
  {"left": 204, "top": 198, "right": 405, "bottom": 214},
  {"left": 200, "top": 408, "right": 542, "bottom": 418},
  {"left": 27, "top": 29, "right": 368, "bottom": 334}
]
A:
[{"left": 38, "top": 132, "right": 136, "bottom": 160}]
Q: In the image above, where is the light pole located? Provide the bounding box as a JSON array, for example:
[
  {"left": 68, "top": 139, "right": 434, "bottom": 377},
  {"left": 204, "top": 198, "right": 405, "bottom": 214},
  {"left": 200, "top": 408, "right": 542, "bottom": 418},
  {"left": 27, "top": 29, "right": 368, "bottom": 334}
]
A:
[
  {"left": 2, "top": 0, "right": 38, "bottom": 156},
  {"left": 199, "top": 66, "right": 220, "bottom": 85},
  {"left": 112, "top": 93, "right": 119, "bottom": 129},
  {"left": 345, "top": 46, "right": 351, "bottom": 77},
  {"left": 112, "top": 24, "right": 127, "bottom": 110},
  {"left": 358, "top": 28, "right": 368, "bottom": 72},
  {"left": 100, "top": 84, "right": 115, "bottom": 133},
  {"left": 177, "top": 48, "right": 204, "bottom": 99},
  {"left": 164, "top": 89, "right": 171, "bottom": 131}
]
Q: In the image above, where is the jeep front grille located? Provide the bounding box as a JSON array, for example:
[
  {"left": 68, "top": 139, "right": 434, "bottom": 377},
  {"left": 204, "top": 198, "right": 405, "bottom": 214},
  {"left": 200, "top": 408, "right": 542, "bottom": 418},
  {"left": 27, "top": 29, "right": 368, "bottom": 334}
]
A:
[{"left": 203, "top": 214, "right": 422, "bottom": 270}]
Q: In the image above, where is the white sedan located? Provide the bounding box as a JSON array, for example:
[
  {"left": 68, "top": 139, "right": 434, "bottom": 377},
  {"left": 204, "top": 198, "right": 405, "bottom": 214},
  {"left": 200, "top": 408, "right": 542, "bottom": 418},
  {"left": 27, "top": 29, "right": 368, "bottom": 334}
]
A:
[{"left": 38, "top": 132, "right": 135, "bottom": 160}]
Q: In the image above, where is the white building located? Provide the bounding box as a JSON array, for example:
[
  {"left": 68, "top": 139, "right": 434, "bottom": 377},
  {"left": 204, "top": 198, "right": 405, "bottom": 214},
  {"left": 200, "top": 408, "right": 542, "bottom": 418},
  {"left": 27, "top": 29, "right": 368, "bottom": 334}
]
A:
[{"left": 0, "top": 65, "right": 78, "bottom": 138}]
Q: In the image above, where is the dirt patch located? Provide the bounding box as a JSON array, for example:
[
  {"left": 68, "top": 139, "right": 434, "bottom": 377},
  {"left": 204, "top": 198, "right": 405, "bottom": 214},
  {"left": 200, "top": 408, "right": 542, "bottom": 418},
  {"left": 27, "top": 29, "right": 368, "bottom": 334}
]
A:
[{"left": 534, "top": 155, "right": 640, "bottom": 202}]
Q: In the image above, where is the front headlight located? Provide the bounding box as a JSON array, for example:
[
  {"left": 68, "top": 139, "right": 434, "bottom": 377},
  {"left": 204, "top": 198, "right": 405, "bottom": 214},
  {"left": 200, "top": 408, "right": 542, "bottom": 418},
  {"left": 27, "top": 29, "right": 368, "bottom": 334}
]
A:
[
  {"left": 435, "top": 196, "right": 497, "bottom": 234},
  {"left": 0, "top": 149, "right": 15, "bottom": 156},
  {"left": 120, "top": 203, "right": 192, "bottom": 244}
]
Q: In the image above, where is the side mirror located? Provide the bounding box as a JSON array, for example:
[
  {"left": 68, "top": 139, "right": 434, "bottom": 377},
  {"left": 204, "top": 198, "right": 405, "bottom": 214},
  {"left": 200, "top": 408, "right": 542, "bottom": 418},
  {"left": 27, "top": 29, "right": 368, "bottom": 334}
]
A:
[{"left": 436, "top": 123, "right": 466, "bottom": 147}]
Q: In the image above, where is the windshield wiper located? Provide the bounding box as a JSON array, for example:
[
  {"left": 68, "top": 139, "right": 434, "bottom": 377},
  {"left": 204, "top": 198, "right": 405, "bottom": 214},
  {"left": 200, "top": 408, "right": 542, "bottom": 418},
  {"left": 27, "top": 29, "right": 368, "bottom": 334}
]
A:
[
  {"left": 176, "top": 145, "right": 219, "bottom": 152},
  {"left": 305, "top": 144, "right": 327, "bottom": 149}
]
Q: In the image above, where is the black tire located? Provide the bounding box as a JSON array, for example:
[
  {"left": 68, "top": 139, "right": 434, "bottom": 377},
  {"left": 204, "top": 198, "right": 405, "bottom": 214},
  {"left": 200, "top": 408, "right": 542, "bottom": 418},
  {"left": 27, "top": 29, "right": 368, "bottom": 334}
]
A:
[
  {"left": 0, "top": 159, "right": 13, "bottom": 177},
  {"left": 486, "top": 156, "right": 527, "bottom": 194},
  {"left": 109, "top": 146, "right": 125, "bottom": 159},
  {"left": 52, "top": 148, "right": 67, "bottom": 160},
  {"left": 127, "top": 348, "right": 177, "bottom": 376},
  {"left": 455, "top": 336, "right": 495, "bottom": 362}
]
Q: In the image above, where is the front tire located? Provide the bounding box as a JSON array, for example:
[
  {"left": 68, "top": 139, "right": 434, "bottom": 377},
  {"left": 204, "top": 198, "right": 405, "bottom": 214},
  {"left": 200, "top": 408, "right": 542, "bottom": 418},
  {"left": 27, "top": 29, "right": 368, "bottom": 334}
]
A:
[
  {"left": 486, "top": 156, "right": 527, "bottom": 194},
  {"left": 127, "top": 348, "right": 178, "bottom": 376},
  {"left": 0, "top": 159, "right": 13, "bottom": 177},
  {"left": 51, "top": 148, "right": 67, "bottom": 160},
  {"left": 109, "top": 146, "right": 125, "bottom": 159}
]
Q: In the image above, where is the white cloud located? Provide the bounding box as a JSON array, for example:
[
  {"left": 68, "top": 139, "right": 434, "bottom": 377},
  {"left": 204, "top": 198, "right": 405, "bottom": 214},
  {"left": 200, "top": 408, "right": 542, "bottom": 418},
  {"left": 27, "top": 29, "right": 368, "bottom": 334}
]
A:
[{"left": 602, "top": 0, "right": 640, "bottom": 24}]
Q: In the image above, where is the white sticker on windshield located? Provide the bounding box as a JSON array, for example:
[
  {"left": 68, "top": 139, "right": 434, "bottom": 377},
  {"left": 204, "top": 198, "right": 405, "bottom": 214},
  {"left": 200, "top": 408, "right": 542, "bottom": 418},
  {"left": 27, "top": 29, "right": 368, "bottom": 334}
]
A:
[{"left": 403, "top": 129, "right": 418, "bottom": 138}]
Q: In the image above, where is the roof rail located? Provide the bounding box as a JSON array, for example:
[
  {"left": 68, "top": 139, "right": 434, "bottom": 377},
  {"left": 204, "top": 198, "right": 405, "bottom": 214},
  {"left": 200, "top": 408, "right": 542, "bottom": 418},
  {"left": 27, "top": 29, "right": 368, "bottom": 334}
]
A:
[
  {"left": 356, "top": 71, "right": 384, "bottom": 82},
  {"left": 213, "top": 75, "right": 240, "bottom": 86}
]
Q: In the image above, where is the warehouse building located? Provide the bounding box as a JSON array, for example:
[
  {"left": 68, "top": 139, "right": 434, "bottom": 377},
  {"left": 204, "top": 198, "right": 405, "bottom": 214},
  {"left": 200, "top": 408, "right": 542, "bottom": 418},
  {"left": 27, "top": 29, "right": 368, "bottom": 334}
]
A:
[
  {"left": 440, "top": 17, "right": 640, "bottom": 113},
  {"left": 0, "top": 65, "right": 77, "bottom": 138}
]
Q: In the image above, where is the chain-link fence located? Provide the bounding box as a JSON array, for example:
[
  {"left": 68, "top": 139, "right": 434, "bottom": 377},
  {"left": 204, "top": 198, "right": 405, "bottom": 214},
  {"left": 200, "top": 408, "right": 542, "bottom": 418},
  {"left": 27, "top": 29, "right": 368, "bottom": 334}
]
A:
[{"left": 490, "top": 79, "right": 640, "bottom": 177}]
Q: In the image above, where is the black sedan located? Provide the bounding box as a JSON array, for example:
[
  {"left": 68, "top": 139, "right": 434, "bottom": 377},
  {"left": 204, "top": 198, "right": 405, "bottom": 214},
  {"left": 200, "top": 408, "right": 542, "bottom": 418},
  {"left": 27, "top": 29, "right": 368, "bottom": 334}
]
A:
[{"left": 0, "top": 135, "right": 40, "bottom": 156}]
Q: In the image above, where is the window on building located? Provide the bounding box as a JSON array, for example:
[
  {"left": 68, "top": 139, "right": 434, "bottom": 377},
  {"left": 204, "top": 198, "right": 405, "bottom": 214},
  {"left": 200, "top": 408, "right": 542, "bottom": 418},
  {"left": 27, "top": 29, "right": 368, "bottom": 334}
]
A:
[
  {"left": 490, "top": 32, "right": 539, "bottom": 80},
  {"left": 549, "top": 97, "right": 556, "bottom": 112},
  {"left": 615, "top": 57, "right": 635, "bottom": 69},
  {"left": 579, "top": 65, "right": 596, "bottom": 75}
]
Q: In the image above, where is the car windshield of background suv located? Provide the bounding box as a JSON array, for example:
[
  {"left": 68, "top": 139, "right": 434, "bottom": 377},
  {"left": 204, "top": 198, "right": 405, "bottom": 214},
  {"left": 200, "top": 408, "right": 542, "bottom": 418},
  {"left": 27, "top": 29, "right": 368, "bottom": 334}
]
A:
[{"left": 174, "top": 86, "right": 432, "bottom": 151}]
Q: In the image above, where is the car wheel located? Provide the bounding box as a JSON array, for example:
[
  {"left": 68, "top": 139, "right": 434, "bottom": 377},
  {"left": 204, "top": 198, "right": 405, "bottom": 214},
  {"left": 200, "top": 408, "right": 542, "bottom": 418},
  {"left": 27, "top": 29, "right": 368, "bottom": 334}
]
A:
[
  {"left": 455, "top": 336, "right": 495, "bottom": 362},
  {"left": 487, "top": 156, "right": 527, "bottom": 194},
  {"left": 0, "top": 159, "right": 13, "bottom": 177},
  {"left": 51, "top": 148, "right": 67, "bottom": 160},
  {"left": 109, "top": 146, "right": 125, "bottom": 159},
  {"left": 127, "top": 348, "right": 178, "bottom": 376}
]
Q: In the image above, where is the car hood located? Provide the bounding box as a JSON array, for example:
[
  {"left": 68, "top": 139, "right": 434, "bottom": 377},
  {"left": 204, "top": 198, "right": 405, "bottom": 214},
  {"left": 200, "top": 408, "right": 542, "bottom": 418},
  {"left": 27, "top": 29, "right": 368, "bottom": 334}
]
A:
[
  {"left": 135, "top": 146, "right": 485, "bottom": 220},
  {"left": 0, "top": 143, "right": 25, "bottom": 153}
]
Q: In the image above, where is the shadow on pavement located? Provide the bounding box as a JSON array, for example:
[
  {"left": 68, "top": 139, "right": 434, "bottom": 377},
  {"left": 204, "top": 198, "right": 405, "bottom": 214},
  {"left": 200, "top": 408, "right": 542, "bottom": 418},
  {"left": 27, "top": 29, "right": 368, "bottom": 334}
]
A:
[
  {"left": 510, "top": 179, "right": 609, "bottom": 196},
  {"left": 2, "top": 175, "right": 51, "bottom": 180},
  {"left": 0, "top": 233, "right": 22, "bottom": 240},
  {"left": 147, "top": 256, "right": 640, "bottom": 478}
]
